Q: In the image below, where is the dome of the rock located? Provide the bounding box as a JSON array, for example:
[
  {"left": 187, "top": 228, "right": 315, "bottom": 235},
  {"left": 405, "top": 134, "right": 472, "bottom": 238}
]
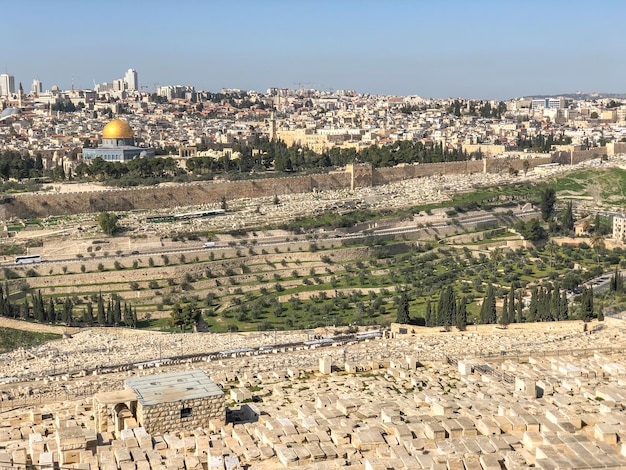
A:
[{"left": 102, "top": 118, "right": 134, "bottom": 139}]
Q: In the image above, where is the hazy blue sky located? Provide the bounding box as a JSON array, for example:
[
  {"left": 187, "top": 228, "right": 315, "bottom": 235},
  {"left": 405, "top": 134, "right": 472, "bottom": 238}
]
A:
[{"left": 3, "top": 0, "right": 625, "bottom": 99}]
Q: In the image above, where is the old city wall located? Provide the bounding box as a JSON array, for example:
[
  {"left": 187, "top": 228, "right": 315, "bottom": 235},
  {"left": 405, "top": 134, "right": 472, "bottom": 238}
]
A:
[
  {"left": 1, "top": 173, "right": 351, "bottom": 220},
  {"left": 0, "top": 151, "right": 599, "bottom": 220},
  {"left": 552, "top": 146, "right": 609, "bottom": 165},
  {"left": 372, "top": 160, "right": 485, "bottom": 185}
]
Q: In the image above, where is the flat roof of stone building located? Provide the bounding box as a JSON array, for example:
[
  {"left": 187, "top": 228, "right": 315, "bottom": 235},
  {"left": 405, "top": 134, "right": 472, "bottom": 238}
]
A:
[
  {"left": 94, "top": 389, "right": 138, "bottom": 405},
  {"left": 124, "top": 370, "right": 223, "bottom": 406}
]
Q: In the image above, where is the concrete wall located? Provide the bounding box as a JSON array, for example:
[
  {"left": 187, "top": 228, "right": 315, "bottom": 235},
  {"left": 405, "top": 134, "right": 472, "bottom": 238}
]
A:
[{"left": 0, "top": 150, "right": 599, "bottom": 220}]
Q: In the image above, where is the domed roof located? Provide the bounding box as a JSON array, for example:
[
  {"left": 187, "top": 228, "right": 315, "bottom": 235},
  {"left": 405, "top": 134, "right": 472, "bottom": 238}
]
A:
[
  {"left": 0, "top": 107, "right": 21, "bottom": 120},
  {"left": 102, "top": 118, "right": 134, "bottom": 139}
]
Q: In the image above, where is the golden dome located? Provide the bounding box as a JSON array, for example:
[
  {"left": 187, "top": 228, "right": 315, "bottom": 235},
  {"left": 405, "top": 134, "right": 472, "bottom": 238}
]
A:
[{"left": 102, "top": 118, "right": 134, "bottom": 139}]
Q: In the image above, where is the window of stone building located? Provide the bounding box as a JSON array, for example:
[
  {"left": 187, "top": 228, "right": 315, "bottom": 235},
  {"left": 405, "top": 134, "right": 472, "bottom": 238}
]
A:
[{"left": 181, "top": 407, "right": 193, "bottom": 418}]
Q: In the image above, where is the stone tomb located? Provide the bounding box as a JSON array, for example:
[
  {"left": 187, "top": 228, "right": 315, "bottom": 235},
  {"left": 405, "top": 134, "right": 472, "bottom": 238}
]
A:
[
  {"left": 125, "top": 370, "right": 224, "bottom": 435},
  {"left": 94, "top": 370, "right": 224, "bottom": 436}
]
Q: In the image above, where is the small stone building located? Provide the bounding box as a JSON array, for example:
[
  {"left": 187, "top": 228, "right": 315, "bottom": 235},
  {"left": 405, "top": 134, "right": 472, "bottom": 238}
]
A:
[
  {"left": 94, "top": 370, "right": 224, "bottom": 435},
  {"left": 125, "top": 370, "right": 224, "bottom": 434}
]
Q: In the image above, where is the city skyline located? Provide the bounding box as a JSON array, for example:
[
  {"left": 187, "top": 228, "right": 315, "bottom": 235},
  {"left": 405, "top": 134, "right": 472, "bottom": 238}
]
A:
[{"left": 2, "top": 0, "right": 626, "bottom": 100}]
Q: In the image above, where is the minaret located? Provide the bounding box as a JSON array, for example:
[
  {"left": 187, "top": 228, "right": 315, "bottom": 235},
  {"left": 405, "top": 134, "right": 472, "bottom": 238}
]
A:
[
  {"left": 18, "top": 82, "right": 23, "bottom": 108},
  {"left": 269, "top": 111, "right": 277, "bottom": 141}
]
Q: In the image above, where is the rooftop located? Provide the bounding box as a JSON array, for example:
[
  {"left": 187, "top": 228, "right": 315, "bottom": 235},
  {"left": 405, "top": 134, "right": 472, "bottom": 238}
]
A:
[{"left": 124, "top": 369, "right": 223, "bottom": 406}]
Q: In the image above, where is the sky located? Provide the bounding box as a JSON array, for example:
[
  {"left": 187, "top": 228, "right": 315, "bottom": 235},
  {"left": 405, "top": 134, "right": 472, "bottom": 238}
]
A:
[{"left": 3, "top": 0, "right": 626, "bottom": 100}]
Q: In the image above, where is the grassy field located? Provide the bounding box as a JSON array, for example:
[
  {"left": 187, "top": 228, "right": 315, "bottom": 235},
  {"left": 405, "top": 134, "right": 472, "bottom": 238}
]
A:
[
  {"left": 551, "top": 167, "right": 626, "bottom": 207},
  {"left": 0, "top": 327, "right": 61, "bottom": 353}
]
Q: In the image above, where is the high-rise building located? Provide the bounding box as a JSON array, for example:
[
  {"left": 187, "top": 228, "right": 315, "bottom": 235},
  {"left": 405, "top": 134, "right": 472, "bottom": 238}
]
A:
[
  {"left": 531, "top": 98, "right": 564, "bottom": 110},
  {"left": 0, "top": 74, "right": 15, "bottom": 97},
  {"left": 113, "top": 79, "right": 125, "bottom": 92},
  {"left": 124, "top": 68, "right": 138, "bottom": 91},
  {"left": 31, "top": 78, "right": 42, "bottom": 96}
]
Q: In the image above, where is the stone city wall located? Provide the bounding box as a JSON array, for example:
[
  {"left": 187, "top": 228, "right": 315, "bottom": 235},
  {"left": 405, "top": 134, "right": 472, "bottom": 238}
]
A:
[
  {"left": 137, "top": 394, "right": 225, "bottom": 435},
  {"left": 0, "top": 150, "right": 598, "bottom": 220},
  {"left": 552, "top": 146, "right": 608, "bottom": 165},
  {"left": 0, "top": 173, "right": 351, "bottom": 220}
]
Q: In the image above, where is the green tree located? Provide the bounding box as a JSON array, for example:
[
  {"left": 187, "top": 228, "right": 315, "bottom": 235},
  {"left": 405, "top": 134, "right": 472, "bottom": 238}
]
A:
[
  {"left": 437, "top": 285, "right": 456, "bottom": 329},
  {"left": 558, "top": 290, "right": 569, "bottom": 321},
  {"left": 97, "top": 212, "right": 119, "bottom": 236},
  {"left": 580, "top": 287, "right": 594, "bottom": 322},
  {"left": 455, "top": 298, "right": 467, "bottom": 331},
  {"left": 507, "top": 285, "right": 516, "bottom": 324},
  {"left": 498, "top": 297, "right": 509, "bottom": 328},
  {"left": 424, "top": 300, "right": 432, "bottom": 327},
  {"left": 560, "top": 201, "right": 574, "bottom": 234},
  {"left": 396, "top": 292, "right": 410, "bottom": 324},
  {"left": 170, "top": 302, "right": 201, "bottom": 332},
  {"left": 480, "top": 284, "right": 497, "bottom": 324},
  {"left": 540, "top": 188, "right": 556, "bottom": 221},
  {"left": 62, "top": 298, "right": 73, "bottom": 326},
  {"left": 84, "top": 302, "right": 94, "bottom": 326},
  {"left": 97, "top": 293, "right": 105, "bottom": 325},
  {"left": 610, "top": 267, "right": 623, "bottom": 293},
  {"left": 516, "top": 290, "right": 524, "bottom": 323}
]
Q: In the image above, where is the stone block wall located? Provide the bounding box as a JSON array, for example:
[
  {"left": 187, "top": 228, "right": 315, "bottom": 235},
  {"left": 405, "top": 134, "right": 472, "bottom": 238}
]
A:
[
  {"left": 137, "top": 394, "right": 225, "bottom": 435},
  {"left": 0, "top": 149, "right": 600, "bottom": 220}
]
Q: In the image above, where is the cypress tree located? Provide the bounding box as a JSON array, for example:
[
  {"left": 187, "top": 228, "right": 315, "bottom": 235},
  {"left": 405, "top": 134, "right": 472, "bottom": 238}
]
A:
[
  {"left": 559, "top": 291, "right": 568, "bottom": 320},
  {"left": 106, "top": 300, "right": 113, "bottom": 325},
  {"left": 507, "top": 285, "right": 516, "bottom": 324},
  {"left": 97, "top": 294, "right": 105, "bottom": 325},
  {"left": 84, "top": 302, "right": 94, "bottom": 326},
  {"left": 425, "top": 300, "right": 432, "bottom": 327},
  {"left": 63, "top": 298, "right": 73, "bottom": 326},
  {"left": 610, "top": 267, "right": 623, "bottom": 293},
  {"left": 581, "top": 287, "right": 594, "bottom": 322},
  {"left": 48, "top": 299, "right": 56, "bottom": 324},
  {"left": 396, "top": 292, "right": 410, "bottom": 325},
  {"left": 437, "top": 286, "right": 456, "bottom": 329},
  {"left": 114, "top": 299, "right": 122, "bottom": 325},
  {"left": 455, "top": 298, "right": 467, "bottom": 331},
  {"left": 550, "top": 285, "right": 561, "bottom": 321},
  {"left": 516, "top": 291, "right": 524, "bottom": 323},
  {"left": 480, "top": 284, "right": 497, "bottom": 324},
  {"left": 561, "top": 201, "right": 574, "bottom": 233},
  {"left": 527, "top": 287, "right": 538, "bottom": 322}
]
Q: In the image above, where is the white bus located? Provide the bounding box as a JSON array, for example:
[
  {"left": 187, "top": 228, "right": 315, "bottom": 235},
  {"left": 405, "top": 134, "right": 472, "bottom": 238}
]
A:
[{"left": 15, "top": 254, "right": 42, "bottom": 264}]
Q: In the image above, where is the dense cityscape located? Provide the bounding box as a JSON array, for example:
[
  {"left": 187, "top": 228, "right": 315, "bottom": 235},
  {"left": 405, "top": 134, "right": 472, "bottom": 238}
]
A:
[
  {"left": 1, "top": 68, "right": 625, "bottom": 181},
  {"left": 1, "top": 63, "right": 626, "bottom": 470}
]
